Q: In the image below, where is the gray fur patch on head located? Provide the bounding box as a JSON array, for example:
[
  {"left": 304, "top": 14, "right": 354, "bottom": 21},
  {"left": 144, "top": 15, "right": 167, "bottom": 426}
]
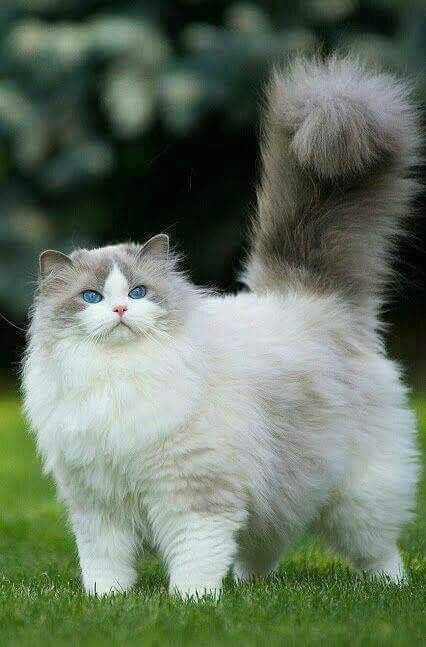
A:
[{"left": 32, "top": 235, "right": 198, "bottom": 343}]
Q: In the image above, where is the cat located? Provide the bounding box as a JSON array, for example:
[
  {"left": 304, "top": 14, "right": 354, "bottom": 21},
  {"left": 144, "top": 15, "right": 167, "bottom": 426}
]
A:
[{"left": 22, "top": 55, "right": 421, "bottom": 598}]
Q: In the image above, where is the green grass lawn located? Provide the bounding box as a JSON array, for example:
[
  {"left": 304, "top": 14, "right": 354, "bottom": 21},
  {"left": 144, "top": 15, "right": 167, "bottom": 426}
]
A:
[{"left": 0, "top": 395, "right": 424, "bottom": 646}]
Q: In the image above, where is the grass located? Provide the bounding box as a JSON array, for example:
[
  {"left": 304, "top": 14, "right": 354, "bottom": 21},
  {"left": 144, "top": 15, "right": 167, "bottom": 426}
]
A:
[{"left": 0, "top": 395, "right": 424, "bottom": 646}]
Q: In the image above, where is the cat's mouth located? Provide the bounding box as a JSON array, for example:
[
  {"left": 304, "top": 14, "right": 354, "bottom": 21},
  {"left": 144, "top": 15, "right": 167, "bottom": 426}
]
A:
[
  {"left": 114, "top": 320, "right": 133, "bottom": 331},
  {"left": 110, "top": 320, "right": 136, "bottom": 337}
]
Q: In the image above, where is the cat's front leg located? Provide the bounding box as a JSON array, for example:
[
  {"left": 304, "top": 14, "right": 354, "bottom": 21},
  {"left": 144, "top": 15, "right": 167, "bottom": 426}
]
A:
[
  {"left": 69, "top": 505, "right": 138, "bottom": 596},
  {"left": 154, "top": 511, "right": 243, "bottom": 599}
]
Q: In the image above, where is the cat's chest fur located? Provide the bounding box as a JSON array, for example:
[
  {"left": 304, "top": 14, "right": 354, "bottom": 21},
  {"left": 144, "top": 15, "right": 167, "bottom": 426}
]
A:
[{"left": 25, "top": 337, "right": 204, "bottom": 508}]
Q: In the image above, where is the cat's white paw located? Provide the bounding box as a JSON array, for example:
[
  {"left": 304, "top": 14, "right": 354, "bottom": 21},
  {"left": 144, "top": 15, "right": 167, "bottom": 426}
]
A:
[
  {"left": 169, "top": 580, "right": 221, "bottom": 600},
  {"left": 359, "top": 554, "right": 408, "bottom": 585},
  {"left": 83, "top": 576, "right": 134, "bottom": 596}
]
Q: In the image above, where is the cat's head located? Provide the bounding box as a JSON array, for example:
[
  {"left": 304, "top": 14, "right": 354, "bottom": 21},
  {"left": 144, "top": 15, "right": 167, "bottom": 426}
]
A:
[{"left": 33, "top": 235, "right": 196, "bottom": 345}]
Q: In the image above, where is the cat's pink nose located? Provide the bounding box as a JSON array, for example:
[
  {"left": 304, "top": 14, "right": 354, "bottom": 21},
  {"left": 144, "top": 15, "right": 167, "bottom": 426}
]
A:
[{"left": 113, "top": 305, "right": 128, "bottom": 317}]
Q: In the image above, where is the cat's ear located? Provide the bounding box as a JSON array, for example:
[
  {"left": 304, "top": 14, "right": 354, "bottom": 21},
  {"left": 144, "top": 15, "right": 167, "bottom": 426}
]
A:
[
  {"left": 141, "top": 234, "right": 169, "bottom": 260},
  {"left": 39, "top": 250, "right": 73, "bottom": 277}
]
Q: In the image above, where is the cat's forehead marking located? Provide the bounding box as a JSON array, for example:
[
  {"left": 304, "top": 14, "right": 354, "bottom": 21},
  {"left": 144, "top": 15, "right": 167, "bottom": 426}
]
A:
[{"left": 103, "top": 264, "right": 128, "bottom": 297}]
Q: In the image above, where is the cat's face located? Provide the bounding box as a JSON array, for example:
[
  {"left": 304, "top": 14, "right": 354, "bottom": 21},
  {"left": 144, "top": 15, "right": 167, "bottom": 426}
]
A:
[{"left": 33, "top": 235, "right": 193, "bottom": 345}]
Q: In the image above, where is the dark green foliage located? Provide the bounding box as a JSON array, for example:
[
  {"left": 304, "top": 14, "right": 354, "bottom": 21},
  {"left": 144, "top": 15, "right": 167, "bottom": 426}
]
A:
[{"left": 0, "top": 1, "right": 424, "bottom": 379}]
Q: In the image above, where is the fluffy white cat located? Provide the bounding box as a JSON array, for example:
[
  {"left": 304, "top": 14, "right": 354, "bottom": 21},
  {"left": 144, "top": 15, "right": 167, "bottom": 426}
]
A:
[{"left": 23, "top": 56, "right": 421, "bottom": 598}]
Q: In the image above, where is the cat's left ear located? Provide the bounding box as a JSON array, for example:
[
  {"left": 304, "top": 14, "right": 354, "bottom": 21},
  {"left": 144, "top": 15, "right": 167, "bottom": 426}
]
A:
[
  {"left": 39, "top": 250, "right": 73, "bottom": 277},
  {"left": 142, "top": 234, "right": 169, "bottom": 260}
]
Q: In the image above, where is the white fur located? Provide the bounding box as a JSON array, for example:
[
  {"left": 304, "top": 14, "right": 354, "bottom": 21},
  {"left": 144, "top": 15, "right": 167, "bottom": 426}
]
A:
[
  {"left": 78, "top": 264, "right": 166, "bottom": 343},
  {"left": 23, "top": 272, "right": 419, "bottom": 597}
]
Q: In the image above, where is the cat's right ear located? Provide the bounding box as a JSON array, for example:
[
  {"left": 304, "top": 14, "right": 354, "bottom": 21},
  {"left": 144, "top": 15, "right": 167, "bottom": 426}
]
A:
[{"left": 39, "top": 250, "right": 73, "bottom": 278}]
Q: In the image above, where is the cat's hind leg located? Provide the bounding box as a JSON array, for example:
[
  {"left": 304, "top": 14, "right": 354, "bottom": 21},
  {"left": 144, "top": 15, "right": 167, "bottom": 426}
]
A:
[
  {"left": 233, "top": 531, "right": 284, "bottom": 582},
  {"left": 233, "top": 554, "right": 280, "bottom": 583},
  {"left": 315, "top": 441, "right": 418, "bottom": 583},
  {"left": 316, "top": 500, "right": 407, "bottom": 582}
]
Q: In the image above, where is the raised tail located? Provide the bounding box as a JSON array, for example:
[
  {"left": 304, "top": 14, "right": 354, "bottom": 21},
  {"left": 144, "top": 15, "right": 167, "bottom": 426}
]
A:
[{"left": 243, "top": 55, "right": 421, "bottom": 315}]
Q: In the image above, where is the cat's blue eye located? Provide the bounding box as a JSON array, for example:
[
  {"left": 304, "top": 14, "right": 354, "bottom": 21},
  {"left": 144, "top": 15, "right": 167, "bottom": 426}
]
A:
[
  {"left": 82, "top": 290, "right": 103, "bottom": 304},
  {"left": 128, "top": 285, "right": 147, "bottom": 299}
]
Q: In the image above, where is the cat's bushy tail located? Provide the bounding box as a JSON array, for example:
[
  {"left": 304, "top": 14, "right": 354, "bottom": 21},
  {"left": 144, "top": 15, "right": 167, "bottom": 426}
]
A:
[{"left": 243, "top": 55, "right": 421, "bottom": 314}]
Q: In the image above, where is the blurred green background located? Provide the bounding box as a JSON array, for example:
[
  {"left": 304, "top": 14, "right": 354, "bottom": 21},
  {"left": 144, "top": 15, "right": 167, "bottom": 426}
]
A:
[{"left": 0, "top": 0, "right": 425, "bottom": 389}]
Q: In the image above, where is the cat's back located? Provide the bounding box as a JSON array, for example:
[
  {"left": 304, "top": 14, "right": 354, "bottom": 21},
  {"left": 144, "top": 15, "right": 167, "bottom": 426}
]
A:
[
  {"left": 200, "top": 288, "right": 355, "bottom": 364},
  {"left": 199, "top": 288, "right": 409, "bottom": 432}
]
